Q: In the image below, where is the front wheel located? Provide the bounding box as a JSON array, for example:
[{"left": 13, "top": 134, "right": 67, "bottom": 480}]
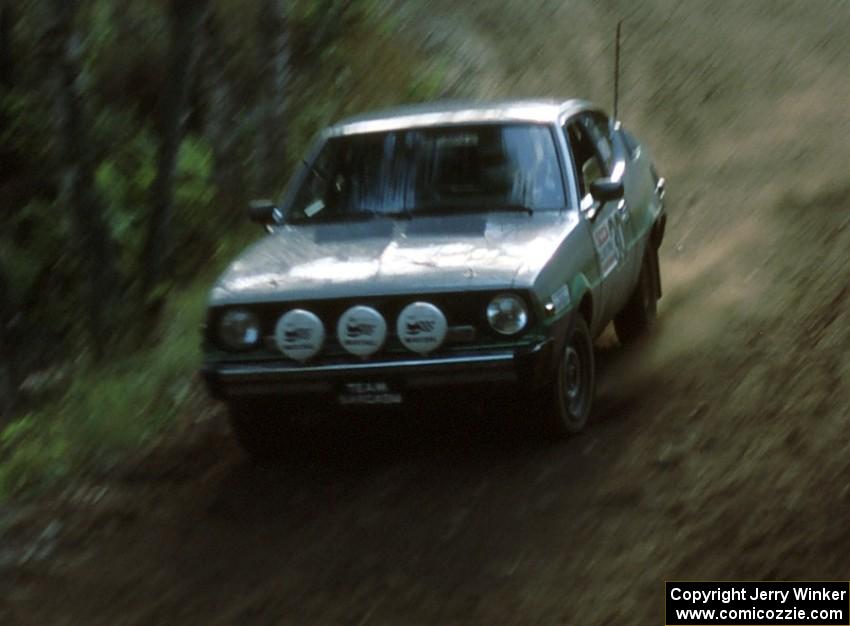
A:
[{"left": 541, "top": 316, "right": 596, "bottom": 438}]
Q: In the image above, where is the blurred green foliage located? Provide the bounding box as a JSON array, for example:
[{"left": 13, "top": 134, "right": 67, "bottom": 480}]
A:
[
  {"left": 0, "top": 0, "right": 448, "bottom": 499},
  {"left": 0, "top": 281, "right": 209, "bottom": 497}
]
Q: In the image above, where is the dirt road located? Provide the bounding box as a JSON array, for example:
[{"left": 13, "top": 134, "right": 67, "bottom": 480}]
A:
[{"left": 3, "top": 1, "right": 850, "bottom": 623}]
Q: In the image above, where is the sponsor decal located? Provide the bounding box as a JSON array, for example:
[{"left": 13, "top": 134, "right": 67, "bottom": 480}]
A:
[
  {"left": 284, "top": 327, "right": 312, "bottom": 342},
  {"left": 406, "top": 320, "right": 437, "bottom": 335},
  {"left": 345, "top": 321, "right": 376, "bottom": 338},
  {"left": 339, "top": 381, "right": 402, "bottom": 405},
  {"left": 613, "top": 219, "right": 626, "bottom": 262},
  {"left": 594, "top": 222, "right": 610, "bottom": 246},
  {"left": 550, "top": 285, "right": 571, "bottom": 313},
  {"left": 593, "top": 214, "right": 625, "bottom": 278},
  {"left": 337, "top": 306, "right": 387, "bottom": 356},
  {"left": 345, "top": 382, "right": 389, "bottom": 394},
  {"left": 275, "top": 309, "right": 325, "bottom": 361},
  {"left": 397, "top": 302, "right": 448, "bottom": 354},
  {"left": 339, "top": 393, "right": 402, "bottom": 405}
]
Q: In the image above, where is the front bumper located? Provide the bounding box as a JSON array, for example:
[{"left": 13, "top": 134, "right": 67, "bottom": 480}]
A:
[{"left": 201, "top": 339, "right": 556, "bottom": 403}]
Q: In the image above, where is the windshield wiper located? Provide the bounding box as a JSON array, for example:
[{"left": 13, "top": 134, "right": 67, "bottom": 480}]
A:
[
  {"left": 290, "top": 210, "right": 380, "bottom": 224},
  {"left": 319, "top": 211, "right": 382, "bottom": 222},
  {"left": 490, "top": 203, "right": 534, "bottom": 215},
  {"left": 412, "top": 203, "right": 534, "bottom": 216},
  {"left": 379, "top": 209, "right": 413, "bottom": 220}
]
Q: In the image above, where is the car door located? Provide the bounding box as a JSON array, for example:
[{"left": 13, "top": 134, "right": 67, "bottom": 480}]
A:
[
  {"left": 614, "top": 124, "right": 665, "bottom": 291},
  {"left": 584, "top": 113, "right": 644, "bottom": 303},
  {"left": 563, "top": 114, "right": 631, "bottom": 326}
]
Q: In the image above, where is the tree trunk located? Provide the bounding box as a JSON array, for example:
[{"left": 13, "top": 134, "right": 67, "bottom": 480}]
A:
[
  {"left": 254, "top": 0, "right": 290, "bottom": 197},
  {"left": 0, "top": 2, "right": 12, "bottom": 88},
  {"left": 50, "top": 0, "right": 117, "bottom": 357},
  {"left": 0, "top": 265, "right": 15, "bottom": 425},
  {"left": 1, "top": 4, "right": 19, "bottom": 420},
  {"left": 0, "top": 2, "right": 14, "bottom": 186},
  {"left": 141, "top": 0, "right": 209, "bottom": 313},
  {"left": 201, "top": 12, "right": 242, "bottom": 218},
  {"left": 307, "top": 0, "right": 352, "bottom": 60}
]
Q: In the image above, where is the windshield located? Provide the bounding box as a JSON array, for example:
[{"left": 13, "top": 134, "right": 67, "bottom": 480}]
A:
[{"left": 286, "top": 123, "right": 567, "bottom": 223}]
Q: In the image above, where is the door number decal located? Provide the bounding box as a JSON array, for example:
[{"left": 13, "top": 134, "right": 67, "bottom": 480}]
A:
[{"left": 593, "top": 214, "right": 626, "bottom": 278}]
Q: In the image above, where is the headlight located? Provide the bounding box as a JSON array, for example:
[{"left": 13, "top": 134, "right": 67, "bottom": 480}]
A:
[
  {"left": 218, "top": 309, "right": 261, "bottom": 350},
  {"left": 486, "top": 294, "right": 528, "bottom": 335}
]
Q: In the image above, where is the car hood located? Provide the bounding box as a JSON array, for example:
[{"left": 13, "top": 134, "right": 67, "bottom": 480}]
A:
[{"left": 209, "top": 212, "right": 577, "bottom": 305}]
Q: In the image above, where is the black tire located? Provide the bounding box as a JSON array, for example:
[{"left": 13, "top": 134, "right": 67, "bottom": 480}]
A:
[
  {"left": 614, "top": 247, "right": 659, "bottom": 345},
  {"left": 227, "top": 400, "right": 291, "bottom": 460},
  {"left": 542, "top": 316, "right": 596, "bottom": 437}
]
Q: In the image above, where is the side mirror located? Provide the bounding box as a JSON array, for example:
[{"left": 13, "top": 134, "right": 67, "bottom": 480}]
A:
[
  {"left": 248, "top": 199, "right": 282, "bottom": 225},
  {"left": 589, "top": 178, "right": 624, "bottom": 203}
]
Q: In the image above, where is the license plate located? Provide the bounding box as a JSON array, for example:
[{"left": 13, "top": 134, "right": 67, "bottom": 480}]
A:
[{"left": 338, "top": 381, "right": 403, "bottom": 405}]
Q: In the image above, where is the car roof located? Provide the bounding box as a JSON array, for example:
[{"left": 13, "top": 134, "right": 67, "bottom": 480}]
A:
[{"left": 327, "top": 98, "right": 599, "bottom": 136}]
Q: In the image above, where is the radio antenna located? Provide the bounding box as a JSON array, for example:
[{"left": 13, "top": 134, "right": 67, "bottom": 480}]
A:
[{"left": 613, "top": 20, "right": 622, "bottom": 120}]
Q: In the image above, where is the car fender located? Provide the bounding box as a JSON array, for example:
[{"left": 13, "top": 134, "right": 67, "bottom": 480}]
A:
[
  {"left": 540, "top": 271, "right": 594, "bottom": 361},
  {"left": 569, "top": 272, "right": 602, "bottom": 337}
]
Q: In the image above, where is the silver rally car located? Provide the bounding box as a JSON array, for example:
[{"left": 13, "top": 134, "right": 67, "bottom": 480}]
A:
[{"left": 201, "top": 99, "right": 666, "bottom": 456}]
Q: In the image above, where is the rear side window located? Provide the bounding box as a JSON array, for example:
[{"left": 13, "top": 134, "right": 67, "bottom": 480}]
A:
[{"left": 582, "top": 114, "right": 614, "bottom": 170}]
